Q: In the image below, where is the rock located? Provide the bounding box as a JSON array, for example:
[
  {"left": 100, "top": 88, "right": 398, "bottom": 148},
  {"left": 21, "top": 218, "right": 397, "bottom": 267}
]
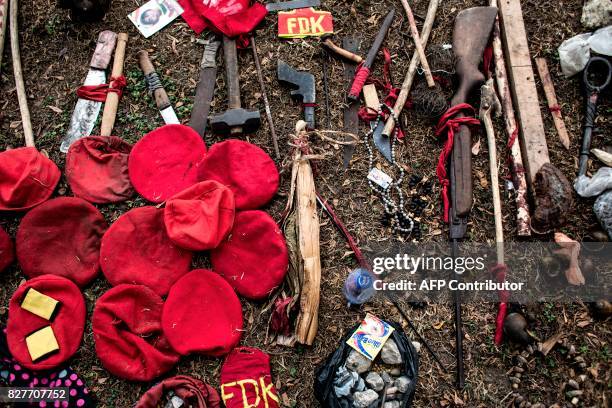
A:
[
  {"left": 346, "top": 350, "right": 373, "bottom": 374},
  {"left": 381, "top": 371, "right": 393, "bottom": 385},
  {"left": 411, "top": 341, "right": 421, "bottom": 353},
  {"left": 509, "top": 377, "right": 521, "bottom": 384},
  {"left": 353, "top": 390, "right": 379, "bottom": 408},
  {"left": 532, "top": 404, "right": 546, "bottom": 408},
  {"left": 532, "top": 163, "right": 573, "bottom": 232},
  {"left": 566, "top": 379, "right": 579, "bottom": 390},
  {"left": 333, "top": 366, "right": 356, "bottom": 397},
  {"left": 381, "top": 339, "right": 403, "bottom": 365},
  {"left": 365, "top": 372, "right": 384, "bottom": 392},
  {"left": 566, "top": 390, "right": 583, "bottom": 398},
  {"left": 581, "top": 0, "right": 612, "bottom": 28},
  {"left": 512, "top": 383, "right": 519, "bottom": 390},
  {"left": 571, "top": 397, "right": 579, "bottom": 405},
  {"left": 390, "top": 367, "right": 402, "bottom": 376},
  {"left": 384, "top": 402, "right": 400, "bottom": 408},
  {"left": 594, "top": 190, "right": 612, "bottom": 240},
  {"left": 355, "top": 376, "right": 366, "bottom": 392},
  {"left": 394, "top": 376, "right": 411, "bottom": 393}
]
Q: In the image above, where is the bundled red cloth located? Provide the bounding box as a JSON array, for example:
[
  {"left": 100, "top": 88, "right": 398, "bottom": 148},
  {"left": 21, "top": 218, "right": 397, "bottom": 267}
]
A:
[
  {"left": 7, "top": 275, "right": 86, "bottom": 371},
  {"left": 198, "top": 140, "right": 278, "bottom": 210},
  {"left": 162, "top": 269, "right": 243, "bottom": 357},
  {"left": 178, "top": 0, "right": 267, "bottom": 37},
  {"left": 65, "top": 136, "right": 134, "bottom": 204},
  {"left": 0, "top": 147, "right": 60, "bottom": 211},
  {"left": 220, "top": 347, "right": 280, "bottom": 408},
  {"left": 211, "top": 210, "right": 288, "bottom": 300},
  {"left": 16, "top": 197, "right": 107, "bottom": 287},
  {"left": 100, "top": 206, "right": 193, "bottom": 296},
  {"left": 135, "top": 375, "right": 221, "bottom": 408},
  {"left": 0, "top": 225, "right": 14, "bottom": 273},
  {"left": 164, "top": 180, "right": 235, "bottom": 251},
  {"left": 92, "top": 284, "right": 180, "bottom": 381},
  {"left": 129, "top": 124, "right": 207, "bottom": 203}
]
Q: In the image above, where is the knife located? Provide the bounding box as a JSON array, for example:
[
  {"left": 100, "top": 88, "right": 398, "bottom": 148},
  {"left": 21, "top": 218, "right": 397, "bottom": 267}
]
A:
[{"left": 138, "top": 50, "right": 180, "bottom": 125}]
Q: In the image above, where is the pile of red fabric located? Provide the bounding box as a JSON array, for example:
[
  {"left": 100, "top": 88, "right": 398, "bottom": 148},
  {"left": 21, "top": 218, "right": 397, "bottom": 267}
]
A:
[
  {"left": 135, "top": 375, "right": 221, "bottom": 408},
  {"left": 0, "top": 226, "right": 14, "bottom": 273},
  {"left": 177, "top": 0, "right": 267, "bottom": 37}
]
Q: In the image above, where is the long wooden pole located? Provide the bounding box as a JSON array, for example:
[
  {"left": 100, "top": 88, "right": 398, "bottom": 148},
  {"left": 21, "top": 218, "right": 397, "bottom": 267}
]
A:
[
  {"left": 535, "top": 57, "right": 570, "bottom": 150},
  {"left": 381, "top": 0, "right": 438, "bottom": 138},
  {"left": 0, "top": 0, "right": 8, "bottom": 76},
  {"left": 10, "top": 0, "right": 34, "bottom": 147},
  {"left": 399, "top": 0, "right": 434, "bottom": 87},
  {"left": 100, "top": 33, "right": 128, "bottom": 136}
]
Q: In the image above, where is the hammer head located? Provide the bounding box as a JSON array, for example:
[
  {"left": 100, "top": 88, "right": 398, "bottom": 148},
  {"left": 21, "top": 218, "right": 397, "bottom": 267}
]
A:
[
  {"left": 277, "top": 60, "right": 316, "bottom": 104},
  {"left": 209, "top": 108, "right": 261, "bottom": 135}
]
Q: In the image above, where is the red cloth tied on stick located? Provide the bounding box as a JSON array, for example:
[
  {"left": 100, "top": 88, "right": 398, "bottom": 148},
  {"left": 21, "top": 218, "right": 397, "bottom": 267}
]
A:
[
  {"left": 136, "top": 375, "right": 221, "bottom": 408},
  {"left": 129, "top": 124, "right": 207, "bottom": 203},
  {"left": 7, "top": 275, "right": 86, "bottom": 371},
  {"left": 164, "top": 180, "right": 235, "bottom": 251},
  {"left": 66, "top": 135, "right": 134, "bottom": 204},
  {"left": 16, "top": 197, "right": 107, "bottom": 287},
  {"left": 100, "top": 206, "right": 193, "bottom": 296},
  {"left": 0, "top": 147, "right": 60, "bottom": 212},
  {"left": 177, "top": 0, "right": 267, "bottom": 37},
  {"left": 211, "top": 210, "right": 288, "bottom": 300},
  {"left": 162, "top": 269, "right": 243, "bottom": 357},
  {"left": 0, "top": 226, "right": 14, "bottom": 273},
  {"left": 348, "top": 65, "right": 371, "bottom": 100},
  {"left": 434, "top": 104, "right": 480, "bottom": 222},
  {"left": 93, "top": 284, "right": 180, "bottom": 381},
  {"left": 76, "top": 75, "right": 127, "bottom": 102},
  {"left": 220, "top": 347, "right": 280, "bottom": 408},
  {"left": 490, "top": 263, "right": 510, "bottom": 345},
  {"left": 198, "top": 140, "right": 278, "bottom": 210}
]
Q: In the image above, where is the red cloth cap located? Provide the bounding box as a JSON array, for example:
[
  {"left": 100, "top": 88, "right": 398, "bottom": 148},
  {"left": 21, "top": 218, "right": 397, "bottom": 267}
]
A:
[
  {"left": 100, "top": 206, "right": 193, "bottom": 296},
  {"left": 7, "top": 275, "right": 86, "bottom": 371},
  {"left": 65, "top": 136, "right": 134, "bottom": 204},
  {"left": 162, "top": 269, "right": 243, "bottom": 357},
  {"left": 129, "top": 124, "right": 207, "bottom": 203},
  {"left": 93, "top": 284, "right": 180, "bottom": 381},
  {"left": 0, "top": 225, "right": 14, "bottom": 273},
  {"left": 211, "top": 211, "right": 288, "bottom": 300},
  {"left": 0, "top": 147, "right": 60, "bottom": 211},
  {"left": 135, "top": 375, "right": 221, "bottom": 408},
  {"left": 16, "top": 197, "right": 107, "bottom": 287},
  {"left": 220, "top": 347, "right": 280, "bottom": 408},
  {"left": 198, "top": 140, "right": 278, "bottom": 210},
  {"left": 177, "top": 0, "right": 267, "bottom": 37},
  {"left": 164, "top": 180, "right": 235, "bottom": 251}
]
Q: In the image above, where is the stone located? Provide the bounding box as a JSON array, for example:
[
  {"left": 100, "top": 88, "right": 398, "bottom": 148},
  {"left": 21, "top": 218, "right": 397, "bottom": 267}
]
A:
[
  {"left": 386, "top": 387, "right": 398, "bottom": 395},
  {"left": 355, "top": 376, "right": 366, "bottom": 392},
  {"left": 395, "top": 376, "right": 411, "bottom": 393},
  {"left": 333, "top": 366, "right": 357, "bottom": 397},
  {"left": 381, "top": 339, "right": 403, "bottom": 365},
  {"left": 353, "top": 389, "right": 379, "bottom": 408},
  {"left": 365, "top": 372, "right": 384, "bottom": 392},
  {"left": 381, "top": 371, "right": 393, "bottom": 385},
  {"left": 390, "top": 367, "right": 402, "bottom": 376},
  {"left": 566, "top": 379, "right": 579, "bottom": 390},
  {"left": 594, "top": 190, "right": 612, "bottom": 240},
  {"left": 384, "top": 402, "right": 401, "bottom": 408},
  {"left": 411, "top": 341, "right": 422, "bottom": 353},
  {"left": 581, "top": 0, "right": 612, "bottom": 28},
  {"left": 346, "top": 350, "right": 373, "bottom": 374}
]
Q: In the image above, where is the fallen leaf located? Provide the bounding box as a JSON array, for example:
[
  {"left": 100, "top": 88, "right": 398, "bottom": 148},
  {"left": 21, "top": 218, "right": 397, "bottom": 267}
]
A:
[
  {"left": 433, "top": 321, "right": 445, "bottom": 330},
  {"left": 281, "top": 392, "right": 291, "bottom": 407},
  {"left": 576, "top": 320, "right": 591, "bottom": 328},
  {"left": 48, "top": 106, "right": 63, "bottom": 114},
  {"left": 453, "top": 392, "right": 465, "bottom": 405},
  {"left": 471, "top": 138, "right": 481, "bottom": 155}
]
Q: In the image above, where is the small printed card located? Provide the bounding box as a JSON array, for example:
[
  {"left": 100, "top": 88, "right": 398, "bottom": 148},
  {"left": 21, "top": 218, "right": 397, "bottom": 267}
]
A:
[
  {"left": 346, "top": 313, "right": 395, "bottom": 360},
  {"left": 128, "top": 0, "right": 184, "bottom": 39},
  {"left": 367, "top": 168, "right": 393, "bottom": 189},
  {"left": 278, "top": 7, "right": 333, "bottom": 38}
]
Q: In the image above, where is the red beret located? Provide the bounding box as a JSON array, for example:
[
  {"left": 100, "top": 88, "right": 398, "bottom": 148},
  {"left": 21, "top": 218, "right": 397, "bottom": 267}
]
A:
[
  {"left": 0, "top": 225, "right": 14, "bottom": 273},
  {"left": 65, "top": 136, "right": 134, "bottom": 204},
  {"left": 162, "top": 269, "right": 243, "bottom": 357},
  {"left": 93, "top": 284, "right": 180, "bottom": 381},
  {"left": 100, "top": 206, "right": 193, "bottom": 296},
  {"left": 7, "top": 275, "right": 86, "bottom": 371},
  {"left": 129, "top": 124, "right": 207, "bottom": 203},
  {"left": 16, "top": 197, "right": 107, "bottom": 287},
  {"left": 198, "top": 140, "right": 278, "bottom": 210},
  {"left": 0, "top": 147, "right": 60, "bottom": 211},
  {"left": 164, "top": 180, "right": 235, "bottom": 251},
  {"left": 211, "top": 211, "right": 288, "bottom": 300}
]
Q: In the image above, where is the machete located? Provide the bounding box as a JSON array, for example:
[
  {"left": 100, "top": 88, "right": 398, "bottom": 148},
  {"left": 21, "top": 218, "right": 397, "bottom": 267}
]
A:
[
  {"left": 60, "top": 31, "right": 117, "bottom": 153},
  {"left": 189, "top": 38, "right": 220, "bottom": 138},
  {"left": 342, "top": 36, "right": 361, "bottom": 168},
  {"left": 266, "top": 0, "right": 320, "bottom": 12}
]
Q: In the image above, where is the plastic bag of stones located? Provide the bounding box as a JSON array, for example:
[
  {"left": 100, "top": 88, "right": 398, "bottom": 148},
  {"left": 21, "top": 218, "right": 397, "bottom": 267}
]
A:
[{"left": 314, "top": 321, "right": 419, "bottom": 408}]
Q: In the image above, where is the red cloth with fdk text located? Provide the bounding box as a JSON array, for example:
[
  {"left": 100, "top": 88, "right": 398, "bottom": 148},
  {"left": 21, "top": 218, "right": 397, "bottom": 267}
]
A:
[{"left": 178, "top": 0, "right": 267, "bottom": 37}]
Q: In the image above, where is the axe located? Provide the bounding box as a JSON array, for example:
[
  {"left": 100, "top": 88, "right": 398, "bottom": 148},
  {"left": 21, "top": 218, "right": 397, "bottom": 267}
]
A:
[{"left": 277, "top": 60, "right": 316, "bottom": 129}]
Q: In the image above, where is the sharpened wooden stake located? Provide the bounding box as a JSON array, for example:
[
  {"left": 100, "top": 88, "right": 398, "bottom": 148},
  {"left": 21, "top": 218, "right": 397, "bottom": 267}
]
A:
[
  {"left": 399, "top": 0, "right": 435, "bottom": 87},
  {"left": 535, "top": 57, "right": 570, "bottom": 150},
  {"left": 10, "top": 0, "right": 33, "bottom": 147},
  {"left": 252, "top": 36, "right": 280, "bottom": 159},
  {"left": 100, "top": 33, "right": 128, "bottom": 137}
]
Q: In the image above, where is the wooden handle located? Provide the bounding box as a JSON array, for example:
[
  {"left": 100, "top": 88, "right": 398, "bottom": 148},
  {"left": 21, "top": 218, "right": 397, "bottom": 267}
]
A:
[
  {"left": 100, "top": 33, "right": 128, "bottom": 137},
  {"left": 323, "top": 39, "right": 363, "bottom": 64},
  {"left": 137, "top": 50, "right": 155, "bottom": 75},
  {"left": 0, "top": 0, "right": 9, "bottom": 77},
  {"left": 535, "top": 57, "right": 570, "bottom": 150},
  {"left": 400, "top": 0, "right": 435, "bottom": 87},
  {"left": 10, "top": 0, "right": 34, "bottom": 147},
  {"left": 138, "top": 50, "right": 172, "bottom": 111}
]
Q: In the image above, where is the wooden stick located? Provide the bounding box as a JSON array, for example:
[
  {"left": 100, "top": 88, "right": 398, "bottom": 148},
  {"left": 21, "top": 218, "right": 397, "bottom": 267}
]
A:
[
  {"left": 9, "top": 0, "right": 33, "bottom": 147},
  {"left": 0, "top": 0, "right": 8, "bottom": 76},
  {"left": 100, "top": 33, "right": 128, "bottom": 137},
  {"left": 490, "top": 0, "right": 531, "bottom": 236},
  {"left": 535, "top": 57, "right": 570, "bottom": 150},
  {"left": 381, "top": 0, "right": 438, "bottom": 138},
  {"left": 399, "top": 0, "right": 434, "bottom": 87}
]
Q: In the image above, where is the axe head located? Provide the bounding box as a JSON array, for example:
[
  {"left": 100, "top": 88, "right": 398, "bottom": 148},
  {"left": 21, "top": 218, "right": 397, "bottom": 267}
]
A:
[{"left": 277, "top": 60, "right": 316, "bottom": 104}]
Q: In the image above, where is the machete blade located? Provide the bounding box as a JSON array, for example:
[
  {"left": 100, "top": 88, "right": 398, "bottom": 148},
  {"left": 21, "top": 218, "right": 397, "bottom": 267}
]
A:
[
  {"left": 342, "top": 36, "right": 361, "bottom": 169},
  {"left": 372, "top": 120, "right": 393, "bottom": 162},
  {"left": 266, "top": 0, "right": 320, "bottom": 12}
]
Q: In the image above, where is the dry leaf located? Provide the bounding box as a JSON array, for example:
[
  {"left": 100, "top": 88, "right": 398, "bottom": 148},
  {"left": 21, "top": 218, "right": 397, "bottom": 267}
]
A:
[
  {"left": 539, "top": 332, "right": 562, "bottom": 356},
  {"left": 471, "top": 138, "right": 481, "bottom": 155},
  {"left": 433, "top": 321, "right": 445, "bottom": 330},
  {"left": 48, "top": 106, "right": 63, "bottom": 114},
  {"left": 576, "top": 320, "right": 591, "bottom": 328}
]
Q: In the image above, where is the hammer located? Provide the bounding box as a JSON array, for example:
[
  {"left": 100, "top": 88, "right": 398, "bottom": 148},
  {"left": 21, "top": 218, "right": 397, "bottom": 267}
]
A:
[
  {"left": 209, "top": 36, "right": 261, "bottom": 135},
  {"left": 320, "top": 34, "right": 363, "bottom": 64},
  {"left": 278, "top": 60, "right": 316, "bottom": 129}
]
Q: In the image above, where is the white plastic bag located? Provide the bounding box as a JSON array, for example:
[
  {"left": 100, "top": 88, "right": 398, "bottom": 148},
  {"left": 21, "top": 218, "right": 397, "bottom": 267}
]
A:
[
  {"left": 588, "top": 25, "right": 612, "bottom": 56},
  {"left": 574, "top": 167, "right": 612, "bottom": 197},
  {"left": 559, "top": 33, "right": 592, "bottom": 77}
]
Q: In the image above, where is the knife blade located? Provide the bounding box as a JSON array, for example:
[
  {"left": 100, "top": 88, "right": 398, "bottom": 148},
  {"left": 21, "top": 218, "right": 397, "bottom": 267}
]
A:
[
  {"left": 266, "top": 0, "right": 320, "bottom": 12},
  {"left": 60, "top": 31, "right": 117, "bottom": 153}
]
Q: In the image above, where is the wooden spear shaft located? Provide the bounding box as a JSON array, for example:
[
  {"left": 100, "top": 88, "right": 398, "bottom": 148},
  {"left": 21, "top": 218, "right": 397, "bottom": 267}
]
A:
[
  {"left": 535, "top": 57, "right": 570, "bottom": 150},
  {"left": 10, "top": 0, "right": 34, "bottom": 147},
  {"left": 399, "top": 0, "right": 435, "bottom": 87},
  {"left": 0, "top": 0, "right": 8, "bottom": 76},
  {"left": 381, "top": 0, "right": 438, "bottom": 138}
]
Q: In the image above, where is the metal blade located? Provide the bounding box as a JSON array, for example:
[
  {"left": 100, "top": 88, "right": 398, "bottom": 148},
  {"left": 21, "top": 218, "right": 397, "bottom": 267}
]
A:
[
  {"left": 266, "top": 0, "right": 320, "bottom": 12},
  {"left": 342, "top": 36, "right": 360, "bottom": 169},
  {"left": 189, "top": 39, "right": 220, "bottom": 138},
  {"left": 372, "top": 120, "right": 393, "bottom": 162},
  {"left": 60, "top": 69, "right": 106, "bottom": 153},
  {"left": 160, "top": 106, "right": 180, "bottom": 125}
]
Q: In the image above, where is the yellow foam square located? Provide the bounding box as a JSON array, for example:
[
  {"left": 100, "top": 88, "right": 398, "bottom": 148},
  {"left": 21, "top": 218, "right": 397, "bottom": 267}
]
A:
[
  {"left": 20, "top": 288, "right": 59, "bottom": 321},
  {"left": 25, "top": 326, "right": 59, "bottom": 362}
]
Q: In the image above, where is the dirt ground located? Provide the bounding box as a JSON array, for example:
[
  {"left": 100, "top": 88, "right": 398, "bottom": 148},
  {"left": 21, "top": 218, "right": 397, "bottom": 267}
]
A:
[{"left": 0, "top": 0, "right": 611, "bottom": 407}]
